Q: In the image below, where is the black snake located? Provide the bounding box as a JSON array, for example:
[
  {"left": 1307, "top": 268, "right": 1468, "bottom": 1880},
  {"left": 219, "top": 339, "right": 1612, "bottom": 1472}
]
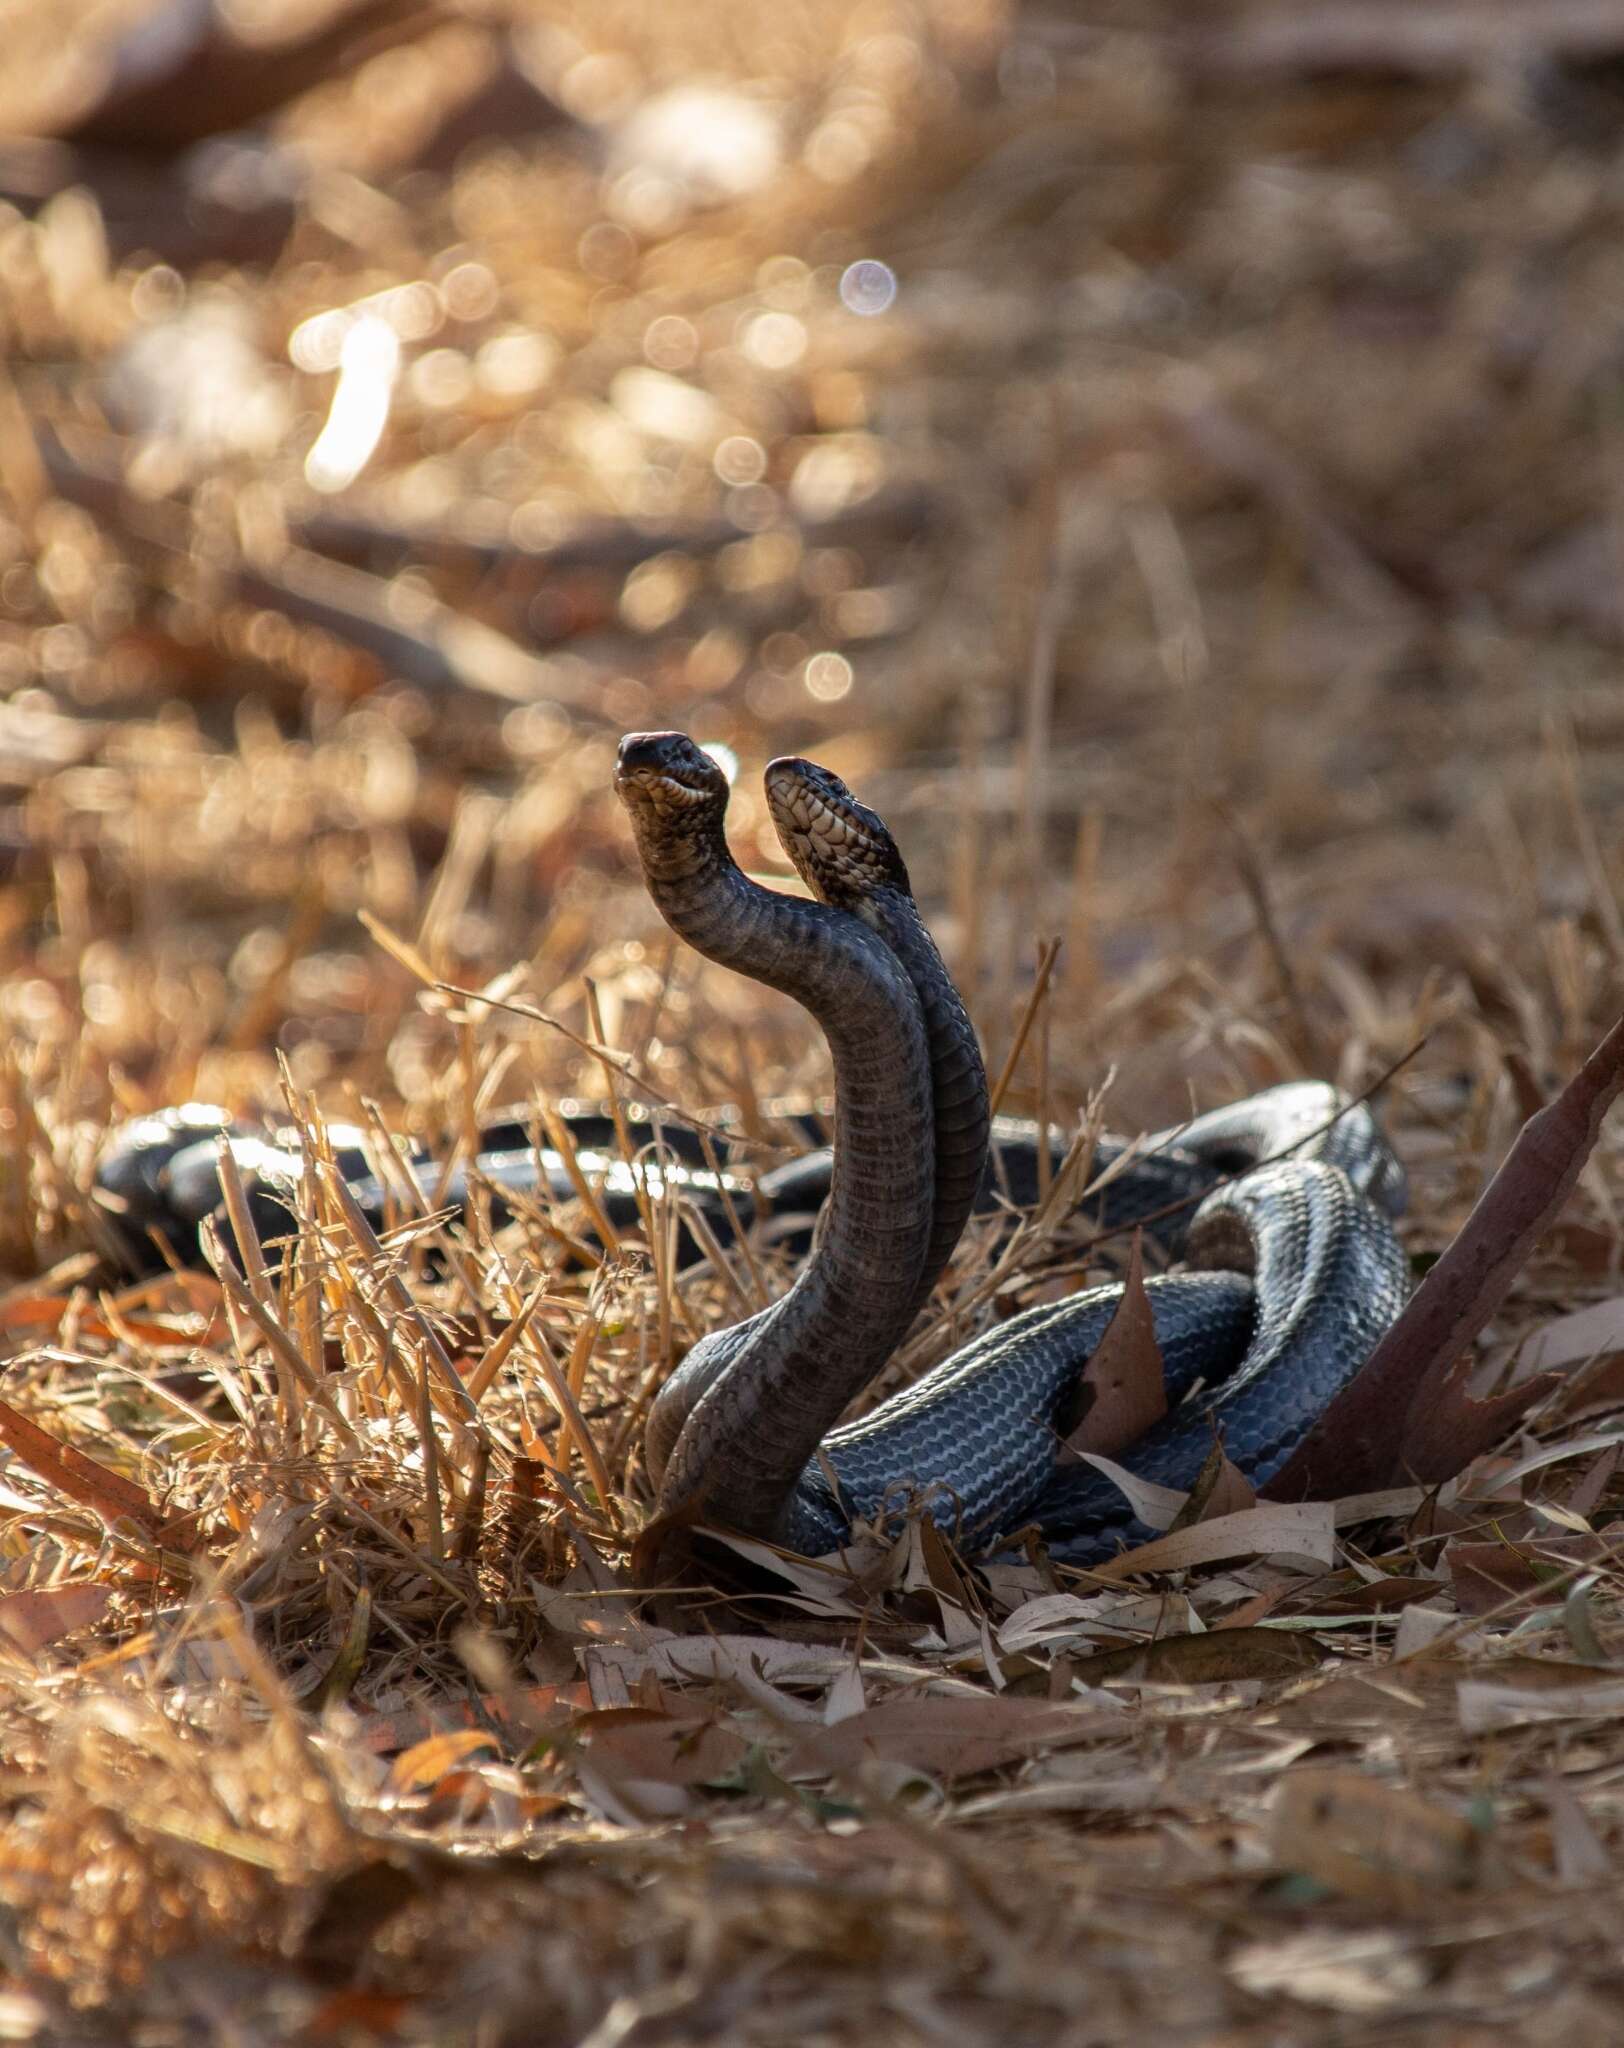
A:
[{"left": 617, "top": 732, "right": 1410, "bottom": 1563}]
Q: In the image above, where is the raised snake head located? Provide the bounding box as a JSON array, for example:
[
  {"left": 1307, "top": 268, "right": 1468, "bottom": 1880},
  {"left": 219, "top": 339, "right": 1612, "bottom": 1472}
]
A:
[
  {"left": 615, "top": 731, "right": 731, "bottom": 882},
  {"left": 763, "top": 755, "right": 912, "bottom": 910}
]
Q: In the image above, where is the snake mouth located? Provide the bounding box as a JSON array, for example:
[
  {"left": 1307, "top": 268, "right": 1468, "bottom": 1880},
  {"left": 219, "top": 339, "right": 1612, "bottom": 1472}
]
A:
[{"left": 616, "top": 731, "right": 728, "bottom": 815}]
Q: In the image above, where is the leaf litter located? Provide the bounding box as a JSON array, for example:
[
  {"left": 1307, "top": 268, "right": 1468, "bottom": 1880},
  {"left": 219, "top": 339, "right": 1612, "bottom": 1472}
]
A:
[{"left": 8, "top": 0, "right": 1624, "bottom": 2041}]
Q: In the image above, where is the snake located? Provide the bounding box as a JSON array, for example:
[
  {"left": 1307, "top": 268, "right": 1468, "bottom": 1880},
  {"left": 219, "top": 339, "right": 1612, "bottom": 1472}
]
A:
[
  {"left": 617, "top": 731, "right": 1411, "bottom": 1563},
  {"left": 88, "top": 735, "right": 1410, "bottom": 1566}
]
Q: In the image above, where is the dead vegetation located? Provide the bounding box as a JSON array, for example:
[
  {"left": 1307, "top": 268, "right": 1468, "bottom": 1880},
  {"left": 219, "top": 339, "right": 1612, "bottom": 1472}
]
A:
[{"left": 6, "top": 0, "right": 1624, "bottom": 2040}]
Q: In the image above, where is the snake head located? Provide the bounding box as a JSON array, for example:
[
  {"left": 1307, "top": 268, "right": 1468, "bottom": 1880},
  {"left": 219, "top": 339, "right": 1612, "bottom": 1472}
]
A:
[
  {"left": 763, "top": 755, "right": 911, "bottom": 908},
  {"left": 615, "top": 731, "right": 732, "bottom": 881}
]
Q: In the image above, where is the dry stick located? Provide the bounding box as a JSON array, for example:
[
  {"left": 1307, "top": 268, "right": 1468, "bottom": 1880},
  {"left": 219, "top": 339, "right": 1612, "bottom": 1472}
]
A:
[
  {"left": 726, "top": 1020, "right": 771, "bottom": 1150},
  {"left": 212, "top": 1138, "right": 271, "bottom": 1303},
  {"left": 463, "top": 1280, "right": 551, "bottom": 1407},
  {"left": 519, "top": 1297, "right": 616, "bottom": 1517},
  {"left": 586, "top": 976, "right": 683, "bottom": 1359},
  {"left": 987, "top": 938, "right": 1064, "bottom": 1121},
  {"left": 1035, "top": 977, "right": 1053, "bottom": 1208},
  {"left": 1016, "top": 467, "right": 1068, "bottom": 980},
  {"left": 332, "top": 1495, "right": 472, "bottom": 1611},
  {"left": 1214, "top": 801, "right": 1328, "bottom": 1076},
  {"left": 316, "top": 1227, "right": 438, "bottom": 1424},
  {"left": 291, "top": 1166, "right": 336, "bottom": 1421},
  {"left": 648, "top": 1110, "right": 702, "bottom": 1343},
  {"left": 607, "top": 1306, "right": 666, "bottom": 1483},
  {"left": 584, "top": 977, "right": 650, "bottom": 1215},
  {"left": 209, "top": 1140, "right": 302, "bottom": 1430},
  {"left": 1075, "top": 1034, "right": 1429, "bottom": 1261},
  {"left": 353, "top": 1094, "right": 492, "bottom": 1335},
  {"left": 412, "top": 1321, "right": 446, "bottom": 1565},
  {"left": 453, "top": 1436, "right": 491, "bottom": 1562},
  {"left": 1267, "top": 1008, "right": 1624, "bottom": 1502},
  {"left": 678, "top": 1197, "right": 754, "bottom": 1320}
]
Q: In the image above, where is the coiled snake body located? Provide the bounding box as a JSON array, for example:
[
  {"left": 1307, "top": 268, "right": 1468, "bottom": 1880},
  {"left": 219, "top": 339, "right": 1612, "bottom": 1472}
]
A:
[{"left": 618, "top": 732, "right": 1410, "bottom": 1563}]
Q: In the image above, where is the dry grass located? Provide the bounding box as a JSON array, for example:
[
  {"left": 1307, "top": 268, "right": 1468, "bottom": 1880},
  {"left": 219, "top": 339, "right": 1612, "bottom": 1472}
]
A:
[{"left": 5, "top": 1, "right": 1624, "bottom": 2040}]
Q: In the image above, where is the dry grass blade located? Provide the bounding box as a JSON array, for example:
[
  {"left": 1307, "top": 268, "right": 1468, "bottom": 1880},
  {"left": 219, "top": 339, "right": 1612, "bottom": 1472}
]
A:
[{"left": 986, "top": 937, "right": 1063, "bottom": 1120}]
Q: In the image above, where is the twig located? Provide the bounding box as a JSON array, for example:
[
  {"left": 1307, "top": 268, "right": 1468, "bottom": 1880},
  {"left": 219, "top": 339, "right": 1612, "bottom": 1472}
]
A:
[{"left": 987, "top": 939, "right": 1063, "bottom": 1120}]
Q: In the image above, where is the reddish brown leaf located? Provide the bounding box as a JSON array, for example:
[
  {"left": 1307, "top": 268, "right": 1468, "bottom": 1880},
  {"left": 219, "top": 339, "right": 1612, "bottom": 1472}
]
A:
[
  {"left": 0, "top": 1395, "right": 160, "bottom": 1534},
  {"left": 304, "top": 1988, "right": 413, "bottom": 2040},
  {"left": 0, "top": 1295, "right": 213, "bottom": 1347},
  {"left": 1445, "top": 1534, "right": 1604, "bottom": 1617},
  {"left": 356, "top": 1683, "right": 589, "bottom": 1757},
  {"left": 1060, "top": 1233, "right": 1168, "bottom": 1457},
  {"left": 0, "top": 1582, "right": 112, "bottom": 1654},
  {"left": 1268, "top": 1007, "right": 1624, "bottom": 1498}
]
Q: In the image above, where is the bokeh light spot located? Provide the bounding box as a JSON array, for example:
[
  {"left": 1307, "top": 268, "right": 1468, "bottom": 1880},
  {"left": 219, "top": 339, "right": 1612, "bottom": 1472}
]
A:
[
  {"left": 840, "top": 260, "right": 897, "bottom": 316},
  {"left": 805, "top": 651, "right": 854, "bottom": 702}
]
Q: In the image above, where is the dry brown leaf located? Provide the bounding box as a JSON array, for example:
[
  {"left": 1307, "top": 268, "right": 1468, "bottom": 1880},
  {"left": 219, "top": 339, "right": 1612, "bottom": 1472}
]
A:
[
  {"left": 1503, "top": 1295, "right": 1624, "bottom": 1379},
  {"left": 574, "top": 1709, "right": 747, "bottom": 1788},
  {"left": 1059, "top": 1232, "right": 1168, "bottom": 1458},
  {"left": 1067, "top": 1626, "right": 1322, "bottom": 1686},
  {"left": 1085, "top": 1500, "right": 1337, "bottom": 1580},
  {"left": 1445, "top": 1533, "right": 1603, "bottom": 1616},
  {"left": 387, "top": 1728, "right": 501, "bottom": 1794},
  {"left": 0, "top": 1582, "right": 112, "bottom": 1655},
  {"left": 0, "top": 1296, "right": 212, "bottom": 1348},
  {"left": 782, "top": 1696, "right": 1122, "bottom": 1781},
  {"left": 1166, "top": 1437, "right": 1257, "bottom": 1532},
  {"left": 1271, "top": 1767, "right": 1480, "bottom": 1910},
  {"left": 356, "top": 1683, "right": 589, "bottom": 1757}
]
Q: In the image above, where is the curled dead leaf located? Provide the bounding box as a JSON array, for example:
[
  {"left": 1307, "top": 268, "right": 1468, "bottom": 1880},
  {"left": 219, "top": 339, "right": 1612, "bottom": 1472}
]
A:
[{"left": 1057, "top": 1232, "right": 1168, "bottom": 1457}]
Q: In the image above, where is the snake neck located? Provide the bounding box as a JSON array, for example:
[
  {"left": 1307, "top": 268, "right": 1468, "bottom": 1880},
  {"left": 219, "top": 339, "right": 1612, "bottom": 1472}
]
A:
[
  {"left": 857, "top": 886, "right": 989, "bottom": 1315},
  {"left": 637, "top": 854, "right": 937, "bottom": 1541}
]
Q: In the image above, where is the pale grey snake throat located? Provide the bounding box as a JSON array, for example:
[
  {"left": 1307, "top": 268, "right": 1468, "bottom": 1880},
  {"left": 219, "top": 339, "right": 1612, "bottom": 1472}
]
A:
[{"left": 618, "top": 732, "right": 1410, "bottom": 1565}]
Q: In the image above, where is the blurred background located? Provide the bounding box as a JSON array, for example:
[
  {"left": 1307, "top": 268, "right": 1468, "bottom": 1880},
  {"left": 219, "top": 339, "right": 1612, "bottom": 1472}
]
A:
[{"left": 4, "top": 0, "right": 1624, "bottom": 1259}]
